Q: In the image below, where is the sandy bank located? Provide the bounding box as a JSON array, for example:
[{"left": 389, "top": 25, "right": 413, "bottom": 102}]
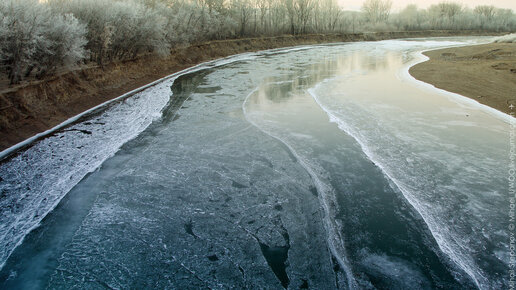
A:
[
  {"left": 0, "top": 31, "right": 504, "bottom": 151},
  {"left": 410, "top": 42, "right": 516, "bottom": 115}
]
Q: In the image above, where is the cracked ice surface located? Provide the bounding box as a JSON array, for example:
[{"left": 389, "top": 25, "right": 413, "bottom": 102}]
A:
[
  {"left": 0, "top": 47, "right": 315, "bottom": 274},
  {"left": 48, "top": 60, "right": 344, "bottom": 289},
  {"left": 0, "top": 37, "right": 506, "bottom": 289},
  {"left": 0, "top": 81, "right": 172, "bottom": 270}
]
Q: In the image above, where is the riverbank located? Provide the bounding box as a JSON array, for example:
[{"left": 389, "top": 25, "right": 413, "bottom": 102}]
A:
[
  {"left": 410, "top": 42, "right": 516, "bottom": 115},
  {"left": 0, "top": 31, "right": 504, "bottom": 151}
]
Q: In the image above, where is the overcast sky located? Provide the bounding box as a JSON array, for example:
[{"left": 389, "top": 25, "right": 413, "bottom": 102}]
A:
[{"left": 338, "top": 0, "right": 516, "bottom": 12}]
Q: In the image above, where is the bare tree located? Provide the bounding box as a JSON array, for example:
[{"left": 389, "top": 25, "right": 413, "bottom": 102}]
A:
[
  {"left": 230, "top": 0, "right": 253, "bottom": 36},
  {"left": 361, "top": 0, "right": 392, "bottom": 24},
  {"left": 394, "top": 4, "right": 421, "bottom": 30},
  {"left": 321, "top": 0, "right": 341, "bottom": 32},
  {"left": 428, "top": 2, "right": 463, "bottom": 29},
  {"left": 296, "top": 0, "right": 315, "bottom": 34}
]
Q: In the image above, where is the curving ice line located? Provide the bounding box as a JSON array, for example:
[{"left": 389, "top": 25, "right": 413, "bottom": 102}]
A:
[
  {"left": 307, "top": 85, "right": 486, "bottom": 289},
  {"left": 1, "top": 38, "right": 489, "bottom": 275},
  {"left": 242, "top": 88, "right": 358, "bottom": 289},
  {"left": 0, "top": 39, "right": 487, "bottom": 162},
  {"left": 0, "top": 43, "right": 337, "bottom": 272},
  {"left": 0, "top": 44, "right": 323, "bottom": 271},
  {"left": 0, "top": 65, "right": 183, "bottom": 162},
  {"left": 0, "top": 58, "right": 238, "bottom": 271},
  {"left": 0, "top": 44, "right": 320, "bottom": 162},
  {"left": 401, "top": 44, "right": 514, "bottom": 124},
  {"left": 302, "top": 40, "right": 509, "bottom": 289}
]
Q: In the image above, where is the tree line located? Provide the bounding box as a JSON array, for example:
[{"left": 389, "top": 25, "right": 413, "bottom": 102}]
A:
[{"left": 1, "top": 0, "right": 515, "bottom": 84}]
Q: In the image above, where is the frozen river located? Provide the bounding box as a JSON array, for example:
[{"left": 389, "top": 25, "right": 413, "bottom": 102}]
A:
[{"left": 0, "top": 37, "right": 511, "bottom": 289}]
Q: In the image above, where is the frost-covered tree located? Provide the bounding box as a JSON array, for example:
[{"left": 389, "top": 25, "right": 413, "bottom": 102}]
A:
[
  {"left": 104, "top": 1, "right": 170, "bottom": 60},
  {"left": 474, "top": 6, "right": 502, "bottom": 30},
  {"left": 494, "top": 8, "right": 515, "bottom": 31},
  {"left": 474, "top": 5, "right": 495, "bottom": 21},
  {"left": 51, "top": 0, "right": 170, "bottom": 65},
  {"left": 282, "top": 0, "right": 317, "bottom": 34},
  {"left": 320, "top": 0, "right": 341, "bottom": 32},
  {"left": 32, "top": 13, "right": 88, "bottom": 77},
  {"left": 428, "top": 2, "right": 464, "bottom": 29},
  {"left": 230, "top": 0, "right": 253, "bottom": 36},
  {"left": 361, "top": 0, "right": 392, "bottom": 24},
  {"left": 393, "top": 4, "right": 425, "bottom": 31},
  {"left": 2, "top": 0, "right": 516, "bottom": 84},
  {"left": 0, "top": 0, "right": 86, "bottom": 84},
  {"left": 296, "top": 0, "right": 315, "bottom": 34},
  {"left": 0, "top": 0, "right": 47, "bottom": 83}
]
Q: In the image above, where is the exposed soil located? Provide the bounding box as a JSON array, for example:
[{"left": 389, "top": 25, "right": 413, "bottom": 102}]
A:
[
  {"left": 410, "top": 42, "right": 516, "bottom": 115},
  {"left": 0, "top": 31, "right": 504, "bottom": 151}
]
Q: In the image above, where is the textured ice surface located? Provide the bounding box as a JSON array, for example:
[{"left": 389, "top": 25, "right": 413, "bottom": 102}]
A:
[
  {"left": 308, "top": 40, "right": 509, "bottom": 289},
  {"left": 0, "top": 82, "right": 171, "bottom": 270},
  {"left": 0, "top": 48, "right": 319, "bottom": 272},
  {"left": 242, "top": 42, "right": 480, "bottom": 288},
  {"left": 0, "top": 37, "right": 507, "bottom": 289},
  {"left": 47, "top": 59, "right": 342, "bottom": 289}
]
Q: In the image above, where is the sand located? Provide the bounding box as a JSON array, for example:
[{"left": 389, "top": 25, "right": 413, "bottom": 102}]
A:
[{"left": 410, "top": 43, "right": 516, "bottom": 115}]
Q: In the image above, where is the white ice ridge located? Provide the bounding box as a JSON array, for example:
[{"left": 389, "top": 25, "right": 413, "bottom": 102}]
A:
[
  {"left": 0, "top": 44, "right": 321, "bottom": 271},
  {"left": 307, "top": 83, "right": 487, "bottom": 289},
  {"left": 0, "top": 44, "right": 319, "bottom": 162},
  {"left": 242, "top": 88, "right": 358, "bottom": 289}
]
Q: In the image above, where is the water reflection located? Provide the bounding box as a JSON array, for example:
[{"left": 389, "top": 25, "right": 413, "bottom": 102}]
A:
[
  {"left": 246, "top": 40, "right": 508, "bottom": 289},
  {"left": 245, "top": 47, "right": 478, "bottom": 288},
  {"left": 257, "top": 50, "right": 404, "bottom": 105},
  {"left": 0, "top": 38, "right": 503, "bottom": 289}
]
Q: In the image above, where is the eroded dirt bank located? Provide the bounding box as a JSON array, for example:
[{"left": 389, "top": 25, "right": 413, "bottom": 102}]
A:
[{"left": 0, "top": 31, "right": 503, "bottom": 151}]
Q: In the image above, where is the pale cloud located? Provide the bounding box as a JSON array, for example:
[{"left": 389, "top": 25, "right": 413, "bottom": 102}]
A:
[{"left": 338, "top": 0, "right": 516, "bottom": 11}]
